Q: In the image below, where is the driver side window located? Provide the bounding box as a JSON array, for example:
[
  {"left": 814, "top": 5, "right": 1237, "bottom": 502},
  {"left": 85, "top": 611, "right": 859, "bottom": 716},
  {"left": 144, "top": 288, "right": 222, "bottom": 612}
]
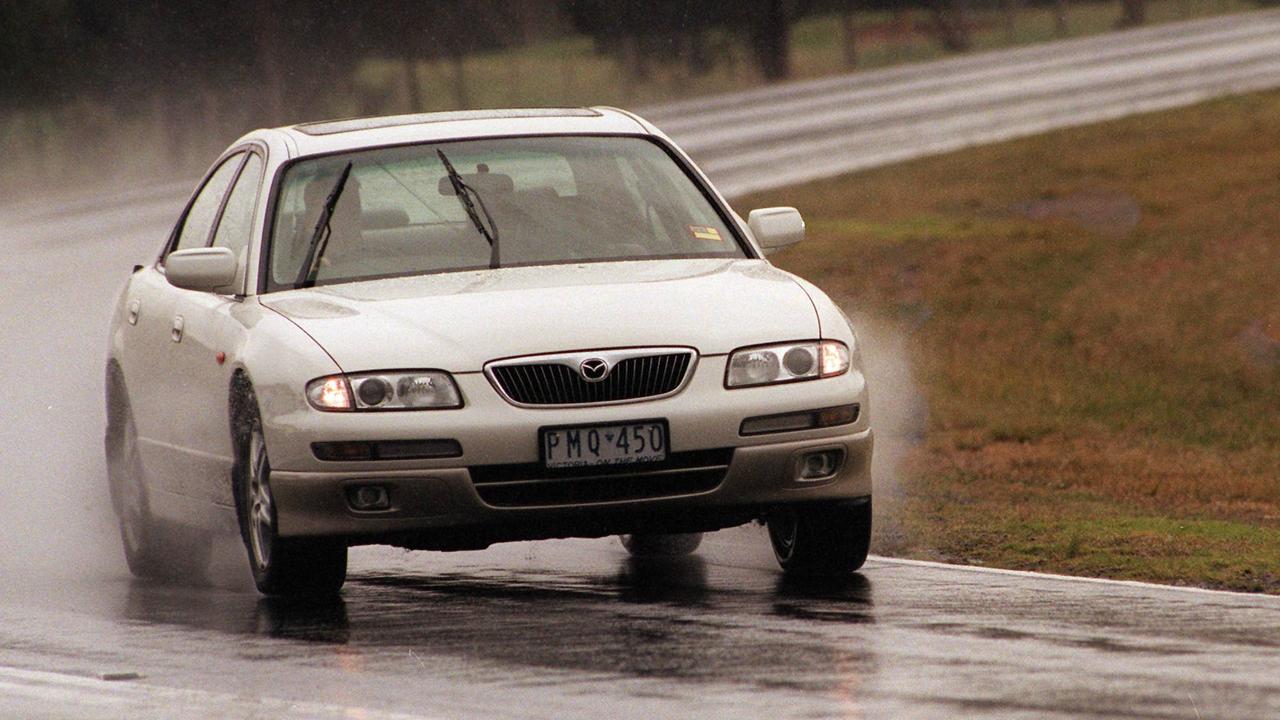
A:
[
  {"left": 170, "top": 153, "right": 245, "bottom": 256},
  {"left": 211, "top": 153, "right": 264, "bottom": 261}
]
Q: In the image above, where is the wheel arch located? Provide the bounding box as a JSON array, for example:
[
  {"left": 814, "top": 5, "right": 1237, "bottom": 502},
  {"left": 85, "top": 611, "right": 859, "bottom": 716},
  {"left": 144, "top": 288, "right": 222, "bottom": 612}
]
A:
[
  {"left": 228, "top": 367, "right": 256, "bottom": 449},
  {"left": 104, "top": 359, "right": 130, "bottom": 515},
  {"left": 104, "top": 358, "right": 136, "bottom": 469}
]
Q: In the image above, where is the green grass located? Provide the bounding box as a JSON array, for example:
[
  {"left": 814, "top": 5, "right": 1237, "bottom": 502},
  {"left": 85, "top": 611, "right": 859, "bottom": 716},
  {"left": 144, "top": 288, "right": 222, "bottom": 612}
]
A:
[{"left": 746, "top": 89, "right": 1280, "bottom": 593}]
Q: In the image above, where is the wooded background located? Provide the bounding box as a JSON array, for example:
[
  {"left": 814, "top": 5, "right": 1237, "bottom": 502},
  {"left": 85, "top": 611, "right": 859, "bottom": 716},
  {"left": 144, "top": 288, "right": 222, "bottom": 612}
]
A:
[{"left": 0, "top": 0, "right": 1259, "bottom": 197}]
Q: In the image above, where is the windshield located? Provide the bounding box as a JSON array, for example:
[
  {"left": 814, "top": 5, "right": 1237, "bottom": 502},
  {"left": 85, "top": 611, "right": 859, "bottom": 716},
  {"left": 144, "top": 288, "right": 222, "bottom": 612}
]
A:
[{"left": 266, "top": 136, "right": 747, "bottom": 290}]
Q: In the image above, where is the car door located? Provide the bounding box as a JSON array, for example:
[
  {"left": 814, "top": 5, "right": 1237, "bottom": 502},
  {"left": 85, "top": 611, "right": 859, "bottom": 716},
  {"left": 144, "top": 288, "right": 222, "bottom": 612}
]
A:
[
  {"left": 121, "top": 152, "right": 246, "bottom": 503},
  {"left": 166, "top": 151, "right": 266, "bottom": 506}
]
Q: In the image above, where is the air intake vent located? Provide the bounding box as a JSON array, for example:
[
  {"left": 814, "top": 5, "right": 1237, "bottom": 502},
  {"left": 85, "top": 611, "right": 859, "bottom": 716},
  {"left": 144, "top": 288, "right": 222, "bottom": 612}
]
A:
[
  {"left": 487, "top": 348, "right": 695, "bottom": 406},
  {"left": 469, "top": 448, "right": 732, "bottom": 507}
]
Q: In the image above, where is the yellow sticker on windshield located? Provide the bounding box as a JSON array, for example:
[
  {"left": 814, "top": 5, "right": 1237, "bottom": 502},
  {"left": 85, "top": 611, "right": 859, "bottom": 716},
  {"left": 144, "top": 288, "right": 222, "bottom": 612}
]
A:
[{"left": 688, "top": 225, "right": 723, "bottom": 242}]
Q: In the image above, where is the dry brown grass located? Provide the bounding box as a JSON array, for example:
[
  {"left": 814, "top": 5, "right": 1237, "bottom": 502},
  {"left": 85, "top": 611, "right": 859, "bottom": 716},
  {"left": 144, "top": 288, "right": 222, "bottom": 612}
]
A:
[{"left": 745, "top": 90, "right": 1280, "bottom": 593}]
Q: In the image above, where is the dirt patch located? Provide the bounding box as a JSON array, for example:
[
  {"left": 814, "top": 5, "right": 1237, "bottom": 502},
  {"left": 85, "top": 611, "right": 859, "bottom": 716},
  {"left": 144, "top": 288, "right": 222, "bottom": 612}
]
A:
[
  {"left": 1011, "top": 190, "right": 1141, "bottom": 237},
  {"left": 1235, "top": 319, "right": 1280, "bottom": 370}
]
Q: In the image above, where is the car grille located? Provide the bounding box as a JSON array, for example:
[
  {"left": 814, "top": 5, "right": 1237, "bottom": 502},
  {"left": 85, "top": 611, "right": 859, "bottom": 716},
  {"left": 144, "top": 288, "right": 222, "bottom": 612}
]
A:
[
  {"left": 468, "top": 448, "right": 732, "bottom": 507},
  {"left": 488, "top": 350, "right": 694, "bottom": 406}
]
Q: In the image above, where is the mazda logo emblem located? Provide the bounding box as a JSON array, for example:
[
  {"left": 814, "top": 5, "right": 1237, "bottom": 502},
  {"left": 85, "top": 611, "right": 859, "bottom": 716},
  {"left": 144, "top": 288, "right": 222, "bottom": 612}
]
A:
[{"left": 579, "top": 358, "right": 610, "bottom": 383}]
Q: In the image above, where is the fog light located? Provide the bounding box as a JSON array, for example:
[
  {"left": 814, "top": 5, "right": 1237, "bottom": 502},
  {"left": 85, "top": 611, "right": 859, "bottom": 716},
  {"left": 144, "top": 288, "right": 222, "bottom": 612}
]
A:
[
  {"left": 797, "top": 449, "right": 844, "bottom": 480},
  {"left": 346, "top": 484, "right": 391, "bottom": 511}
]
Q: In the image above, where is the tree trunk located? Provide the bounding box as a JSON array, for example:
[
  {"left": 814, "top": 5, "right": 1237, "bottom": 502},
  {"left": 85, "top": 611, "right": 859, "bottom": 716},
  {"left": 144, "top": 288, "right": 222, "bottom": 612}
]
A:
[
  {"left": 251, "top": 0, "right": 287, "bottom": 126},
  {"left": 929, "top": 0, "right": 972, "bottom": 52},
  {"left": 1117, "top": 0, "right": 1146, "bottom": 27},
  {"left": 504, "top": 6, "right": 527, "bottom": 106},
  {"left": 1003, "top": 0, "right": 1019, "bottom": 43},
  {"left": 449, "top": 53, "right": 470, "bottom": 110},
  {"left": 1054, "top": 0, "right": 1069, "bottom": 36},
  {"left": 402, "top": 57, "right": 423, "bottom": 113},
  {"left": 158, "top": 89, "right": 186, "bottom": 173},
  {"left": 840, "top": 6, "right": 858, "bottom": 69},
  {"left": 750, "top": 0, "right": 792, "bottom": 81},
  {"left": 561, "top": 48, "right": 578, "bottom": 103},
  {"left": 685, "top": 29, "right": 712, "bottom": 76},
  {"left": 28, "top": 113, "right": 49, "bottom": 185},
  {"left": 891, "top": 9, "right": 910, "bottom": 61},
  {"left": 619, "top": 35, "right": 649, "bottom": 100}
]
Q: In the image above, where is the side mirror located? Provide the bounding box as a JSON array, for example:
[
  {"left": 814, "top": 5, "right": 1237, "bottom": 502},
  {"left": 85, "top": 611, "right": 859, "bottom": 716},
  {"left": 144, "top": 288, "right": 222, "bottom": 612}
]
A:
[
  {"left": 748, "top": 207, "right": 804, "bottom": 256},
  {"left": 166, "top": 247, "right": 238, "bottom": 292}
]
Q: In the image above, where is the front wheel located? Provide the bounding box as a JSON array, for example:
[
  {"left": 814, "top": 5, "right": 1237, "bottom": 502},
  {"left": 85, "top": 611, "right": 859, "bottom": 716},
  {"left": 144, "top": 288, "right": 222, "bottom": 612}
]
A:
[
  {"left": 235, "top": 392, "right": 347, "bottom": 596},
  {"left": 768, "top": 500, "right": 872, "bottom": 575}
]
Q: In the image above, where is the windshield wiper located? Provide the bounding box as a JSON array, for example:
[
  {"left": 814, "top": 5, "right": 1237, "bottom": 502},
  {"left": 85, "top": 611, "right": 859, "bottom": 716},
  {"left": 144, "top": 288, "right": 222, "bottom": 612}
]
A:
[
  {"left": 295, "top": 162, "right": 353, "bottom": 289},
  {"left": 437, "top": 149, "right": 500, "bottom": 269}
]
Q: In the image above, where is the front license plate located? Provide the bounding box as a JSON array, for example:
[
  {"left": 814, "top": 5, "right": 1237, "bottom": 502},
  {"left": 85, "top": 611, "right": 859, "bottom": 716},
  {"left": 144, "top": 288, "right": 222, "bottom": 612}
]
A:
[{"left": 542, "top": 421, "right": 667, "bottom": 469}]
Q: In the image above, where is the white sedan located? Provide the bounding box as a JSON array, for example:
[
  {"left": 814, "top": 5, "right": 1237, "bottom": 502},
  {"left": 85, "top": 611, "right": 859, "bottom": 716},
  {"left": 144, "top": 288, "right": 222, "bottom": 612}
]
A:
[{"left": 105, "top": 108, "right": 874, "bottom": 596}]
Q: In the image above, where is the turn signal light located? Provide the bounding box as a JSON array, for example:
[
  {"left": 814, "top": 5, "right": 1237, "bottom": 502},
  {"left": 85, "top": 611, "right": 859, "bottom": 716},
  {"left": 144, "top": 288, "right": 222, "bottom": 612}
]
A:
[
  {"left": 739, "top": 403, "right": 860, "bottom": 436},
  {"left": 308, "top": 377, "right": 353, "bottom": 411},
  {"left": 312, "top": 439, "right": 463, "bottom": 461}
]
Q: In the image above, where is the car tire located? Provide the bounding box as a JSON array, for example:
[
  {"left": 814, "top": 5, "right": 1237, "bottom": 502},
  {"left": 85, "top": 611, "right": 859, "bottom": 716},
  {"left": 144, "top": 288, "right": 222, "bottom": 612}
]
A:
[
  {"left": 619, "top": 532, "right": 703, "bottom": 557},
  {"left": 234, "top": 387, "right": 347, "bottom": 597},
  {"left": 106, "top": 381, "right": 210, "bottom": 581},
  {"left": 767, "top": 500, "right": 872, "bottom": 575}
]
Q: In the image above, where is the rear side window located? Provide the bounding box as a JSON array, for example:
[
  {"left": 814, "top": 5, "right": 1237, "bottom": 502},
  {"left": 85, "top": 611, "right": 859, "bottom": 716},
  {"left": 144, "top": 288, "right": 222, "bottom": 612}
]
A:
[
  {"left": 211, "top": 153, "right": 264, "bottom": 261},
  {"left": 172, "top": 153, "right": 244, "bottom": 254}
]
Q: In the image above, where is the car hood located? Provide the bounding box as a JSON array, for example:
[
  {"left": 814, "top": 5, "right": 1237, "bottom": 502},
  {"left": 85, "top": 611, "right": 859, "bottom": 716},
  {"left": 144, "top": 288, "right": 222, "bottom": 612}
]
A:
[{"left": 260, "top": 259, "right": 818, "bottom": 373}]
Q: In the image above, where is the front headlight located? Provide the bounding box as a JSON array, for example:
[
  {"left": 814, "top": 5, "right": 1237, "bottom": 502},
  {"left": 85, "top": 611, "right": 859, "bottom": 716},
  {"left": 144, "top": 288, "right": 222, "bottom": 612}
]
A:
[
  {"left": 306, "top": 370, "right": 463, "bottom": 411},
  {"left": 725, "top": 340, "right": 850, "bottom": 388}
]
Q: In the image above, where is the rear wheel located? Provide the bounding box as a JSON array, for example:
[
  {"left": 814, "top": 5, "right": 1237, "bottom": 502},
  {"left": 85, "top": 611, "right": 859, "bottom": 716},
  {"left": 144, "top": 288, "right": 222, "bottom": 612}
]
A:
[
  {"left": 620, "top": 532, "right": 703, "bottom": 557},
  {"left": 106, "top": 386, "right": 209, "bottom": 581},
  {"left": 235, "top": 390, "right": 346, "bottom": 597},
  {"left": 768, "top": 500, "right": 872, "bottom": 575}
]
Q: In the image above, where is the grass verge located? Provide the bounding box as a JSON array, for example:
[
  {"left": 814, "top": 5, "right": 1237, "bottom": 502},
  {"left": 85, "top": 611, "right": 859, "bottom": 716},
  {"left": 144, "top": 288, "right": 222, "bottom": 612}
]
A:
[{"left": 747, "top": 89, "right": 1280, "bottom": 593}]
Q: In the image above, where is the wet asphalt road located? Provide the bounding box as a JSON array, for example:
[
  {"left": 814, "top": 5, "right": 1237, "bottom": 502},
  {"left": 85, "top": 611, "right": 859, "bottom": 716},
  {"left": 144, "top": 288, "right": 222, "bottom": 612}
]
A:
[
  {"left": 3, "top": 205, "right": 1279, "bottom": 718},
  {"left": 5, "top": 15, "right": 1280, "bottom": 716},
  {"left": 1, "top": 530, "right": 1278, "bottom": 719}
]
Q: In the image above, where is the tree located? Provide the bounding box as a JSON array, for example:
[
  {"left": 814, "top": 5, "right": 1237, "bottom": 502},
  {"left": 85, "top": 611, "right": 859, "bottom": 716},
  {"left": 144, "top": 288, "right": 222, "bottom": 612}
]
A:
[
  {"left": 927, "top": 0, "right": 972, "bottom": 52},
  {"left": 1117, "top": 0, "right": 1146, "bottom": 27},
  {"left": 839, "top": 1, "right": 858, "bottom": 69},
  {"left": 563, "top": 0, "right": 809, "bottom": 85}
]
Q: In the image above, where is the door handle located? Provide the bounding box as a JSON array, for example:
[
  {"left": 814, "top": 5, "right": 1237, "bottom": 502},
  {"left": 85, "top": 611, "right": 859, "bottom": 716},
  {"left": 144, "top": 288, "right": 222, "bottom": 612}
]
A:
[
  {"left": 128, "top": 299, "right": 141, "bottom": 326},
  {"left": 171, "top": 316, "right": 184, "bottom": 343}
]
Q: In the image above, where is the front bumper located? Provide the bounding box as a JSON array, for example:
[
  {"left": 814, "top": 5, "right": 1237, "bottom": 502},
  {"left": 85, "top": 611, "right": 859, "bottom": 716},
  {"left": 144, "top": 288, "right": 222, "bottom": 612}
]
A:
[{"left": 263, "top": 355, "right": 873, "bottom": 542}]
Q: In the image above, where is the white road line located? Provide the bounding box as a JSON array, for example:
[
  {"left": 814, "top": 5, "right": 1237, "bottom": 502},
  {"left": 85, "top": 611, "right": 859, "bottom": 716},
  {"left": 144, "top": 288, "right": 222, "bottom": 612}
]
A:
[
  {"left": 644, "top": 10, "right": 1280, "bottom": 119},
  {"left": 867, "top": 555, "right": 1280, "bottom": 603},
  {"left": 637, "top": 9, "right": 1280, "bottom": 197},
  {"left": 649, "top": 13, "right": 1280, "bottom": 132},
  {"left": 702, "top": 526, "right": 1280, "bottom": 603}
]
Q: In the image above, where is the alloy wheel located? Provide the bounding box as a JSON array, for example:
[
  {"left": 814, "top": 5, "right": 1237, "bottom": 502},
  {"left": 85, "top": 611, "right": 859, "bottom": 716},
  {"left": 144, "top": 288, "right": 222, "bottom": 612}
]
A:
[
  {"left": 768, "top": 509, "right": 799, "bottom": 563},
  {"left": 117, "top": 414, "right": 147, "bottom": 557},
  {"left": 247, "top": 428, "right": 275, "bottom": 571}
]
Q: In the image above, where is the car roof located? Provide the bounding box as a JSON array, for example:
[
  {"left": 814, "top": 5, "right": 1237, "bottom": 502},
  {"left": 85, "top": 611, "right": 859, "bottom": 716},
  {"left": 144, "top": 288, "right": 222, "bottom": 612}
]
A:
[{"left": 252, "top": 107, "right": 655, "bottom": 160}]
